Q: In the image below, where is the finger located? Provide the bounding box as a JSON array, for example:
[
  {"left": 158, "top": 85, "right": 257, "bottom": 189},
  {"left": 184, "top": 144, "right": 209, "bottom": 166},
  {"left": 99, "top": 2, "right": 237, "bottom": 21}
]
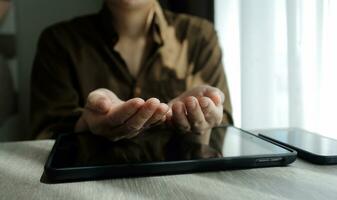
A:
[
  {"left": 165, "top": 108, "right": 173, "bottom": 122},
  {"left": 160, "top": 115, "right": 167, "bottom": 123},
  {"left": 86, "top": 90, "right": 113, "bottom": 114},
  {"left": 198, "top": 96, "right": 223, "bottom": 125},
  {"left": 165, "top": 109, "right": 173, "bottom": 126},
  {"left": 172, "top": 101, "right": 191, "bottom": 132},
  {"left": 205, "top": 88, "right": 225, "bottom": 106},
  {"left": 108, "top": 98, "right": 145, "bottom": 126},
  {"left": 123, "top": 98, "right": 161, "bottom": 132},
  {"left": 125, "top": 130, "right": 141, "bottom": 139},
  {"left": 184, "top": 96, "right": 207, "bottom": 132},
  {"left": 93, "top": 88, "right": 120, "bottom": 103},
  {"left": 143, "top": 103, "right": 169, "bottom": 127}
]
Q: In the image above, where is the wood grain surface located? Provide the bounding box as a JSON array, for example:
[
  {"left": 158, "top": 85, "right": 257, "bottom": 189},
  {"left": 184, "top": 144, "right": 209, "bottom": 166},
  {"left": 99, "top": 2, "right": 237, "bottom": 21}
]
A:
[{"left": 1, "top": 140, "right": 337, "bottom": 200}]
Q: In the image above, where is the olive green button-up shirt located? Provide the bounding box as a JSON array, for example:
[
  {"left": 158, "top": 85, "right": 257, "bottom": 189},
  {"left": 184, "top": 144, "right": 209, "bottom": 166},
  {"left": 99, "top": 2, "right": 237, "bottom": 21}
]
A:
[{"left": 30, "top": 3, "right": 233, "bottom": 139}]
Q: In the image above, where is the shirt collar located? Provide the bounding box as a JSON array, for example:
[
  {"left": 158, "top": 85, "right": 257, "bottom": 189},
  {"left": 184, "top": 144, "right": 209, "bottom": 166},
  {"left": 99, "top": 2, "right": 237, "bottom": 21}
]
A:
[{"left": 152, "top": 1, "right": 169, "bottom": 46}]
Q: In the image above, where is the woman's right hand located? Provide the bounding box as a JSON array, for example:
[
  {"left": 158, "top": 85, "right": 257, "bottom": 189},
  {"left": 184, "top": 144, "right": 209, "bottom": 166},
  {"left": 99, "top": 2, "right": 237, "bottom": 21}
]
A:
[{"left": 75, "top": 88, "right": 169, "bottom": 141}]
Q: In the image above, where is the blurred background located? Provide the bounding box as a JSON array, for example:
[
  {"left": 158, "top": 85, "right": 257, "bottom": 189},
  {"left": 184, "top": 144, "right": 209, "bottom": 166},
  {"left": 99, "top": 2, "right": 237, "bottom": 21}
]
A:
[
  {"left": 215, "top": 0, "right": 337, "bottom": 139},
  {"left": 0, "top": 0, "right": 336, "bottom": 141}
]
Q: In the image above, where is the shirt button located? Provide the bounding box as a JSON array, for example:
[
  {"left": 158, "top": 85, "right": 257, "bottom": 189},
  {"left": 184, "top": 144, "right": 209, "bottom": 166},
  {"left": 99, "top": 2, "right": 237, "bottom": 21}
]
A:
[{"left": 134, "top": 86, "right": 141, "bottom": 97}]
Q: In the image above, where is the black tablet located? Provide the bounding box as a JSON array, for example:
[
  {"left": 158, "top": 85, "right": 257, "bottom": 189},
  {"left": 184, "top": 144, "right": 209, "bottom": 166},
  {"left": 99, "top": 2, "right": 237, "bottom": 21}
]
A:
[
  {"left": 258, "top": 128, "right": 337, "bottom": 164},
  {"left": 43, "top": 126, "right": 296, "bottom": 183}
]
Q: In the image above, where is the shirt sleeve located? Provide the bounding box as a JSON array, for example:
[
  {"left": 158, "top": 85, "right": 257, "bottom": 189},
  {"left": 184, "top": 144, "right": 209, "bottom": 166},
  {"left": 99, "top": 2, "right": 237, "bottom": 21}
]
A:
[
  {"left": 186, "top": 20, "right": 234, "bottom": 125},
  {"left": 30, "top": 27, "right": 83, "bottom": 139}
]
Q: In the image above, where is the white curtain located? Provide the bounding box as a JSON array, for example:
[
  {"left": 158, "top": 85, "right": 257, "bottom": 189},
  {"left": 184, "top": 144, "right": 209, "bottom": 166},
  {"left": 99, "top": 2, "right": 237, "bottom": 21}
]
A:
[{"left": 215, "top": 0, "right": 337, "bottom": 139}]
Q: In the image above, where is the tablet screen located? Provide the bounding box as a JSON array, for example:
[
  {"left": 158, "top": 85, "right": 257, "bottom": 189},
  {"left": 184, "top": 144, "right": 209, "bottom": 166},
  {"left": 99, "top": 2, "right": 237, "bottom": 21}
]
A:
[{"left": 51, "top": 126, "right": 291, "bottom": 168}]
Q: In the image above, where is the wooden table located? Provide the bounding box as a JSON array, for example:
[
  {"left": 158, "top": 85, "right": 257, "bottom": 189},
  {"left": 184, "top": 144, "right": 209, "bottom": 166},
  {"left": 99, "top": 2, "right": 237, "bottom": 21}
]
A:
[{"left": 1, "top": 140, "right": 337, "bottom": 200}]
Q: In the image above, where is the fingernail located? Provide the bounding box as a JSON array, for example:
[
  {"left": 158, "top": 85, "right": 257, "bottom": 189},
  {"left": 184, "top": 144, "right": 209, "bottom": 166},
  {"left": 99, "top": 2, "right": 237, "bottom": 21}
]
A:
[
  {"left": 209, "top": 92, "right": 220, "bottom": 105},
  {"left": 161, "top": 103, "right": 169, "bottom": 112},
  {"left": 187, "top": 98, "right": 196, "bottom": 109},
  {"left": 199, "top": 98, "right": 209, "bottom": 108}
]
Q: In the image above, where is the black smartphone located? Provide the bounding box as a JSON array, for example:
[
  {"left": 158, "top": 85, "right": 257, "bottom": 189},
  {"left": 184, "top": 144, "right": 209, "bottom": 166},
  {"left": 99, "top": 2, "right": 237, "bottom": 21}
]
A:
[
  {"left": 258, "top": 128, "right": 337, "bottom": 164},
  {"left": 43, "top": 126, "right": 296, "bottom": 183}
]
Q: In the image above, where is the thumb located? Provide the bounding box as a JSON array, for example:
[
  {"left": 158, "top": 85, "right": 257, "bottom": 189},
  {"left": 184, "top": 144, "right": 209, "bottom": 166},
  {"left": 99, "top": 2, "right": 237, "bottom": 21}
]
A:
[{"left": 86, "top": 89, "right": 120, "bottom": 114}]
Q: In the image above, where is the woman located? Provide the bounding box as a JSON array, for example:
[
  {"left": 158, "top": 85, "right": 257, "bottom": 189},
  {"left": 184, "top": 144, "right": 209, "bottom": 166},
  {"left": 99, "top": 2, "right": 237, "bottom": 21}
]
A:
[{"left": 30, "top": 0, "right": 233, "bottom": 140}]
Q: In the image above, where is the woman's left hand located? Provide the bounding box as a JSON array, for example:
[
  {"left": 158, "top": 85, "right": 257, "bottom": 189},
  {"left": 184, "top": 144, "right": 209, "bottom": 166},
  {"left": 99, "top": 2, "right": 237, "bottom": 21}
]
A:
[{"left": 166, "top": 85, "right": 224, "bottom": 135}]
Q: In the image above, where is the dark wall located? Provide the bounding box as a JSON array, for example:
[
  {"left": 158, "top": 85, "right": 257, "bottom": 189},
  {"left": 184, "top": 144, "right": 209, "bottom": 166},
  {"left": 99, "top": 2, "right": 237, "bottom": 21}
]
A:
[{"left": 158, "top": 0, "right": 214, "bottom": 22}]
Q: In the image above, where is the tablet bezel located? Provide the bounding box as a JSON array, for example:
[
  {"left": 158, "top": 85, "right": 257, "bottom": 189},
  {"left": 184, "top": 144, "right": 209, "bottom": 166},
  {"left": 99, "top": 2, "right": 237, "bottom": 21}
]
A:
[{"left": 43, "top": 126, "right": 297, "bottom": 183}]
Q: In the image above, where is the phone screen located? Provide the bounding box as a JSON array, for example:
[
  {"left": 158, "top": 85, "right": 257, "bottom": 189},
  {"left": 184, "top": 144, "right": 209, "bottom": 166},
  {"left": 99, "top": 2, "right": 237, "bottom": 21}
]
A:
[{"left": 259, "top": 128, "right": 337, "bottom": 156}]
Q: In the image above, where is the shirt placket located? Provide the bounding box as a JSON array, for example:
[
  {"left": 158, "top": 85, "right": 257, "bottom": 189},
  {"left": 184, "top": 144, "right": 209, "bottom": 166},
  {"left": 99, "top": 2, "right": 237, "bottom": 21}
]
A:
[{"left": 132, "top": 44, "right": 161, "bottom": 98}]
